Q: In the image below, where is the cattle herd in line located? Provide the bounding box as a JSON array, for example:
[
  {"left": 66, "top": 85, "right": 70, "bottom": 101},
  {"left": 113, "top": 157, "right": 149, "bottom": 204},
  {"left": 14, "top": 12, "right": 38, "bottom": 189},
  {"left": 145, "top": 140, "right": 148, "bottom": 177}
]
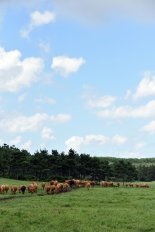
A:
[{"left": 0, "top": 180, "right": 150, "bottom": 195}]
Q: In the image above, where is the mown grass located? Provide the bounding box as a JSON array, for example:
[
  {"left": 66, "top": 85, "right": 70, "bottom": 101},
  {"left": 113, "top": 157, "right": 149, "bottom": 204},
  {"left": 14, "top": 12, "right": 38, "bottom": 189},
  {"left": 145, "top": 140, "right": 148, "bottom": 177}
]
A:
[{"left": 0, "top": 178, "right": 155, "bottom": 232}]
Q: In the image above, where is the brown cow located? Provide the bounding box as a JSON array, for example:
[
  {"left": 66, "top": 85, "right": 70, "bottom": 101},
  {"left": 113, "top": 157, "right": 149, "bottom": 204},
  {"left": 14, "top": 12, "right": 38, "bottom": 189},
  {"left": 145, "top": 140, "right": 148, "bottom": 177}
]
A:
[
  {"left": 50, "top": 185, "right": 56, "bottom": 194},
  {"left": 11, "top": 186, "right": 17, "bottom": 194},
  {"left": 90, "top": 181, "right": 96, "bottom": 187},
  {"left": 41, "top": 182, "right": 46, "bottom": 190},
  {"left": 19, "top": 185, "right": 26, "bottom": 194},
  {"left": 50, "top": 180, "right": 58, "bottom": 186},
  {"left": 55, "top": 183, "right": 63, "bottom": 193},
  {"left": 140, "top": 184, "right": 149, "bottom": 188},
  {"left": 85, "top": 181, "right": 91, "bottom": 190},
  {"left": 46, "top": 185, "right": 51, "bottom": 194},
  {"left": 0, "top": 185, "right": 6, "bottom": 194},
  {"left": 28, "top": 184, "right": 36, "bottom": 193},
  {"left": 63, "top": 183, "right": 70, "bottom": 192},
  {"left": 32, "top": 182, "right": 38, "bottom": 192}
]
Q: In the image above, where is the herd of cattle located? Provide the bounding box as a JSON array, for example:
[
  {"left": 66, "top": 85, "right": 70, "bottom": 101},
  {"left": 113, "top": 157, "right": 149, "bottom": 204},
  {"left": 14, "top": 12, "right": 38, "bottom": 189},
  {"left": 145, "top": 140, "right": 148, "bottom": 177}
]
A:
[
  {"left": 0, "top": 180, "right": 150, "bottom": 195},
  {"left": 100, "top": 181, "right": 150, "bottom": 188}
]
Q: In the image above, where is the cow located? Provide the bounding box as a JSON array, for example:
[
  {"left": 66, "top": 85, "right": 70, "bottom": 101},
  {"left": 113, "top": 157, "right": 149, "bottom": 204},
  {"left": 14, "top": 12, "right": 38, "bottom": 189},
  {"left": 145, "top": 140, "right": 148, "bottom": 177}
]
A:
[
  {"left": 11, "top": 186, "right": 17, "bottom": 194},
  {"left": 90, "top": 181, "right": 96, "bottom": 187},
  {"left": 45, "top": 185, "right": 51, "bottom": 194},
  {"left": 41, "top": 182, "right": 46, "bottom": 190},
  {"left": 100, "top": 181, "right": 108, "bottom": 187},
  {"left": 19, "top": 185, "right": 26, "bottom": 194},
  {"left": 55, "top": 183, "right": 64, "bottom": 193},
  {"left": 50, "top": 180, "right": 58, "bottom": 186},
  {"left": 0, "top": 185, "right": 6, "bottom": 194},
  {"left": 32, "top": 182, "right": 38, "bottom": 192},
  {"left": 50, "top": 185, "right": 56, "bottom": 194},
  {"left": 65, "top": 180, "right": 75, "bottom": 188},
  {"left": 85, "top": 181, "right": 91, "bottom": 190},
  {"left": 28, "top": 184, "right": 36, "bottom": 193},
  {"left": 63, "top": 183, "right": 70, "bottom": 192}
]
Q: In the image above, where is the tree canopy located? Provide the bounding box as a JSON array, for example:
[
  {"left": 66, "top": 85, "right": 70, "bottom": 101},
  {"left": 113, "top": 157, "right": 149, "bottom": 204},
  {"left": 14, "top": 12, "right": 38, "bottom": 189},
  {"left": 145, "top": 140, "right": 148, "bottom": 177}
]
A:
[{"left": 0, "top": 144, "right": 154, "bottom": 182}]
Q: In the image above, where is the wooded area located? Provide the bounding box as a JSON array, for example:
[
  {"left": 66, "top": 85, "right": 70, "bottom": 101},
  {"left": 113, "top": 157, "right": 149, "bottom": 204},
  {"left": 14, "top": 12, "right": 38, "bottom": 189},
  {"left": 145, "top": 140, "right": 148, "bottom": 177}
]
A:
[{"left": 0, "top": 144, "right": 155, "bottom": 181}]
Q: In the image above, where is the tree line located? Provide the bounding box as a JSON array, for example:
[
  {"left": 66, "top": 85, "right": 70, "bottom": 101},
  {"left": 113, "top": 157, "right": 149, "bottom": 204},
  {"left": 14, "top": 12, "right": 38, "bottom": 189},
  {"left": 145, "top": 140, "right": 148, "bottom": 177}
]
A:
[{"left": 0, "top": 144, "right": 154, "bottom": 182}]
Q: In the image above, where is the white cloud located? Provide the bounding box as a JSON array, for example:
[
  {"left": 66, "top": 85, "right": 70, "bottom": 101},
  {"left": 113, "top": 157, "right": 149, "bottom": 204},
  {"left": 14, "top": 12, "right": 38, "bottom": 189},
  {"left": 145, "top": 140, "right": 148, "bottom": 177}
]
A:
[
  {"left": 65, "top": 136, "right": 85, "bottom": 151},
  {"left": 10, "top": 136, "right": 22, "bottom": 146},
  {"left": 134, "top": 142, "right": 146, "bottom": 149},
  {"left": 2, "top": 0, "right": 155, "bottom": 27},
  {"left": 18, "top": 93, "right": 27, "bottom": 103},
  {"left": 20, "top": 140, "right": 32, "bottom": 151},
  {"left": 38, "top": 42, "right": 51, "bottom": 53},
  {"left": 50, "top": 113, "right": 72, "bottom": 123},
  {"left": 51, "top": 56, "right": 85, "bottom": 76},
  {"left": 0, "top": 0, "right": 37, "bottom": 6},
  {"left": 0, "top": 47, "right": 44, "bottom": 92},
  {"left": 65, "top": 134, "right": 126, "bottom": 151},
  {"left": 31, "top": 11, "right": 55, "bottom": 26},
  {"left": 0, "top": 113, "right": 48, "bottom": 133},
  {"left": 35, "top": 97, "right": 56, "bottom": 105},
  {"left": 42, "top": 127, "right": 55, "bottom": 140},
  {"left": 87, "top": 95, "right": 116, "bottom": 108},
  {"left": 143, "top": 120, "right": 155, "bottom": 134},
  {"left": 125, "top": 89, "right": 132, "bottom": 100},
  {"left": 21, "top": 11, "right": 55, "bottom": 38},
  {"left": 112, "top": 135, "right": 127, "bottom": 145},
  {"left": 9, "top": 136, "right": 32, "bottom": 151},
  {"left": 0, "top": 112, "right": 71, "bottom": 133},
  {"left": 54, "top": 0, "right": 155, "bottom": 24},
  {"left": 98, "top": 100, "right": 155, "bottom": 118},
  {"left": 134, "top": 72, "right": 155, "bottom": 99},
  {"left": 84, "top": 134, "right": 109, "bottom": 145}
]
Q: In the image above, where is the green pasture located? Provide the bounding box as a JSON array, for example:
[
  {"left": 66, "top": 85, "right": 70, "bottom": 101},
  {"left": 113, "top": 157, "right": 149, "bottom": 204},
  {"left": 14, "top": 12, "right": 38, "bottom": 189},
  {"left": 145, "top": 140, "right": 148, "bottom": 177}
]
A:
[{"left": 0, "top": 178, "right": 155, "bottom": 232}]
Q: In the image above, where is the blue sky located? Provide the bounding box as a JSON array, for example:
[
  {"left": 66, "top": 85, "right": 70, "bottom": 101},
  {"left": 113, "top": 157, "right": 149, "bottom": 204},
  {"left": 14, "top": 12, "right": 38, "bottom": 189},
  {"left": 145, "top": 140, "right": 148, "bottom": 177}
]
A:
[{"left": 1, "top": 0, "right": 155, "bottom": 158}]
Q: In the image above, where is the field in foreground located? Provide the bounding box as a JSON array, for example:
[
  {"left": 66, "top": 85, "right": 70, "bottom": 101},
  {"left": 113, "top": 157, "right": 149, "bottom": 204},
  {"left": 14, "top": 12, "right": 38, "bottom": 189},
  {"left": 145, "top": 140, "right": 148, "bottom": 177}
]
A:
[{"left": 0, "top": 179, "right": 155, "bottom": 232}]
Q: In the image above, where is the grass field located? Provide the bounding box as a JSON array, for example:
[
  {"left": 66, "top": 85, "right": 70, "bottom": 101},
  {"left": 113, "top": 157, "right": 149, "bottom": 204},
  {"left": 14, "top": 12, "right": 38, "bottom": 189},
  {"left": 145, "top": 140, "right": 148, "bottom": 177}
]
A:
[{"left": 0, "top": 178, "right": 155, "bottom": 232}]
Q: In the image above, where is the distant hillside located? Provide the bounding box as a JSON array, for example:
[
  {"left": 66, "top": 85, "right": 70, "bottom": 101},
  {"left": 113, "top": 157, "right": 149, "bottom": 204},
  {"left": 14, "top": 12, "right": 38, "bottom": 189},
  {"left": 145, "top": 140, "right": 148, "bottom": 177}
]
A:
[{"left": 98, "top": 157, "right": 155, "bottom": 166}]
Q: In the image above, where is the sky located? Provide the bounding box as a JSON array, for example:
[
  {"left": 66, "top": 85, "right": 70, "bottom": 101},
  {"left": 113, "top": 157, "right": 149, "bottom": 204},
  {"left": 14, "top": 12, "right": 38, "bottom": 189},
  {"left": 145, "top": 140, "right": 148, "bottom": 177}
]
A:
[{"left": 0, "top": 0, "right": 155, "bottom": 158}]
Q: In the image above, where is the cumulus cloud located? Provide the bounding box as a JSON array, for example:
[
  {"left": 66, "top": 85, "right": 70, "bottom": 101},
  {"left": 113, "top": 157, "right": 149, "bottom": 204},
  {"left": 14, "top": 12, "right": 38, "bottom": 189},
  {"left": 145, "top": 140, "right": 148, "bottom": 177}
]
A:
[
  {"left": 124, "top": 89, "right": 132, "bottom": 100},
  {"left": 87, "top": 95, "right": 116, "bottom": 108},
  {"left": 134, "top": 72, "right": 155, "bottom": 99},
  {"left": 112, "top": 135, "right": 127, "bottom": 145},
  {"left": 0, "top": 0, "right": 37, "bottom": 6},
  {"left": 53, "top": 0, "right": 155, "bottom": 24},
  {"left": 134, "top": 142, "right": 146, "bottom": 149},
  {"left": 20, "top": 140, "right": 32, "bottom": 151},
  {"left": 97, "top": 100, "right": 155, "bottom": 119},
  {"left": 10, "top": 136, "right": 22, "bottom": 146},
  {"left": 65, "top": 134, "right": 127, "bottom": 151},
  {"left": 50, "top": 113, "right": 71, "bottom": 123},
  {"left": 8, "top": 136, "right": 32, "bottom": 151},
  {"left": 18, "top": 93, "right": 27, "bottom": 103},
  {"left": 65, "top": 136, "right": 84, "bottom": 151},
  {"left": 2, "top": 0, "right": 155, "bottom": 26},
  {"left": 0, "top": 47, "right": 44, "bottom": 92},
  {"left": 35, "top": 97, "right": 56, "bottom": 105},
  {"left": 143, "top": 120, "right": 155, "bottom": 134},
  {"left": 42, "top": 127, "right": 55, "bottom": 140},
  {"left": 51, "top": 56, "right": 85, "bottom": 77},
  {"left": 38, "top": 42, "right": 51, "bottom": 53},
  {"left": 0, "top": 112, "right": 71, "bottom": 133},
  {"left": 0, "top": 113, "right": 48, "bottom": 133},
  {"left": 21, "top": 11, "right": 55, "bottom": 38},
  {"left": 31, "top": 11, "right": 55, "bottom": 26}
]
